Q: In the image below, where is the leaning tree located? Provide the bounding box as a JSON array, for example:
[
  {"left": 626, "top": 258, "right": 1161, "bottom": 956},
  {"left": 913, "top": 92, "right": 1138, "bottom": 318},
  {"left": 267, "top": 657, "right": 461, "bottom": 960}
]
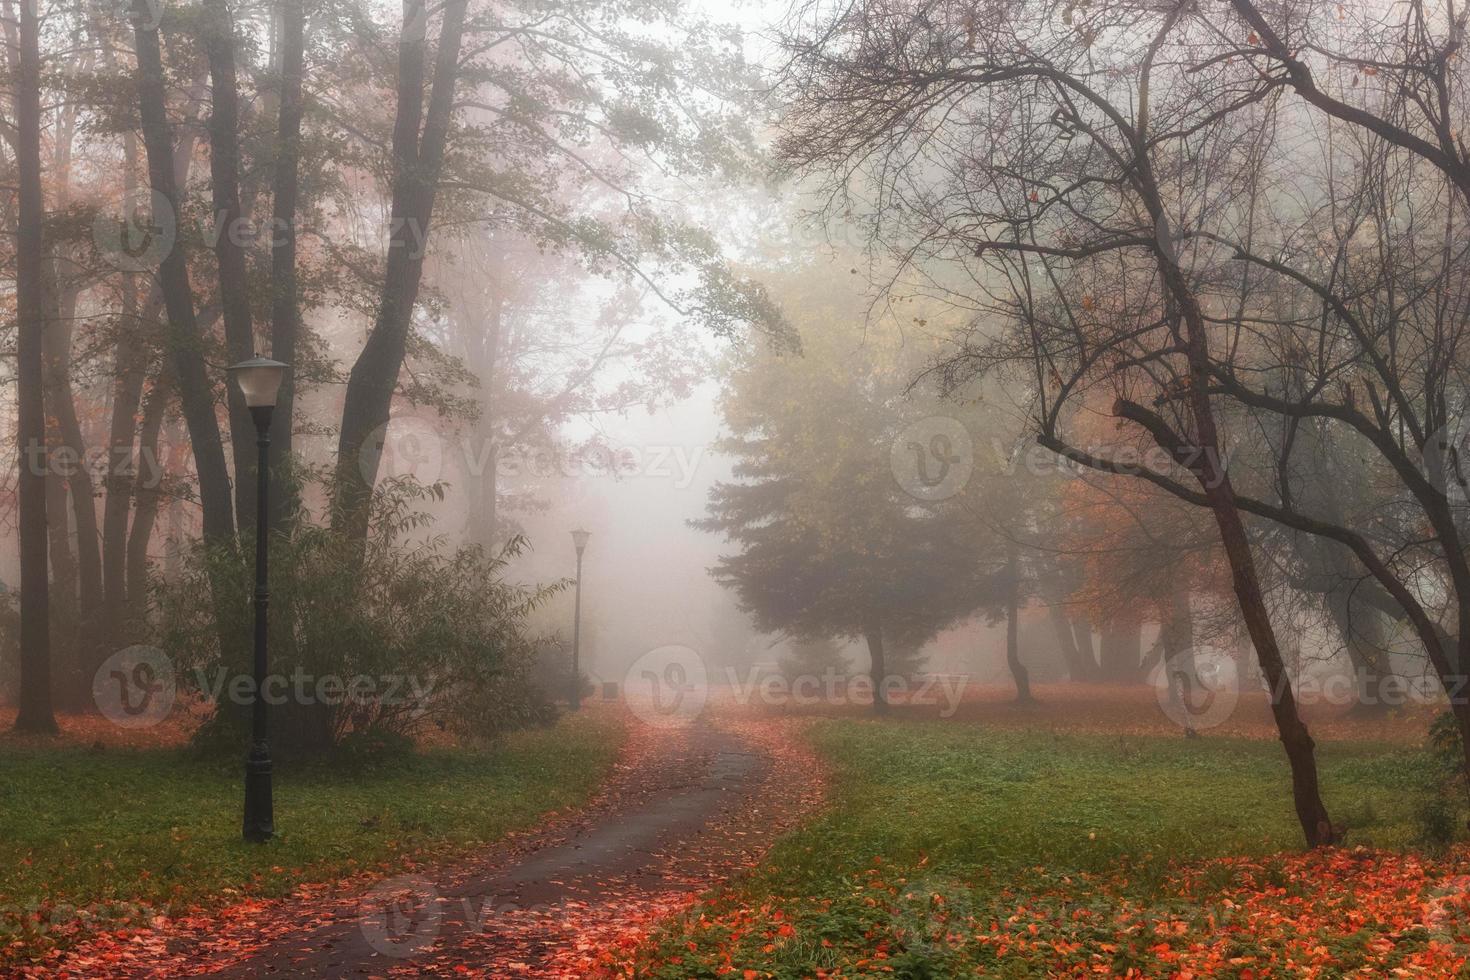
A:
[{"left": 775, "top": 0, "right": 1354, "bottom": 843}]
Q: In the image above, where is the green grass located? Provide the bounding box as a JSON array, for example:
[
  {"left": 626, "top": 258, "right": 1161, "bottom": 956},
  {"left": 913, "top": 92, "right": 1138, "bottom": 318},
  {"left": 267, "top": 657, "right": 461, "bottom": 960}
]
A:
[
  {"left": 789, "top": 721, "right": 1434, "bottom": 874},
  {"left": 634, "top": 719, "right": 1452, "bottom": 978},
  {"left": 0, "top": 711, "right": 624, "bottom": 963}
]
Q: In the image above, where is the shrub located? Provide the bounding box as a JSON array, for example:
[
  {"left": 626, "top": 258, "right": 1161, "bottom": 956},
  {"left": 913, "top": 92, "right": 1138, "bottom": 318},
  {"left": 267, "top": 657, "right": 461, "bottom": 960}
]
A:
[{"left": 154, "top": 478, "right": 562, "bottom": 758}]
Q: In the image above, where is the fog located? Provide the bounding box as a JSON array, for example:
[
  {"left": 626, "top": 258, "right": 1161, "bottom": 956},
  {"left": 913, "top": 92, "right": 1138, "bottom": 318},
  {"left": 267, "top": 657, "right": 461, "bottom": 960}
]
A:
[{"left": 15, "top": 0, "right": 1470, "bottom": 972}]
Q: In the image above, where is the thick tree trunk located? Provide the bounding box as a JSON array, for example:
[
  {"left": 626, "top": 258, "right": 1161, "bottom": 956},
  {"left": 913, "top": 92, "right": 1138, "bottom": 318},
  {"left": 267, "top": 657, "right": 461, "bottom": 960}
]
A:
[
  {"left": 268, "top": 0, "right": 306, "bottom": 532},
  {"left": 204, "top": 0, "right": 260, "bottom": 533},
  {"left": 14, "top": 0, "right": 56, "bottom": 732},
  {"left": 131, "top": 0, "right": 235, "bottom": 546},
  {"left": 864, "top": 621, "right": 888, "bottom": 715},
  {"left": 42, "top": 287, "right": 103, "bottom": 659},
  {"left": 1005, "top": 543, "right": 1033, "bottom": 704},
  {"left": 333, "top": 0, "right": 469, "bottom": 542},
  {"left": 102, "top": 108, "right": 200, "bottom": 633},
  {"left": 44, "top": 470, "right": 79, "bottom": 701}
]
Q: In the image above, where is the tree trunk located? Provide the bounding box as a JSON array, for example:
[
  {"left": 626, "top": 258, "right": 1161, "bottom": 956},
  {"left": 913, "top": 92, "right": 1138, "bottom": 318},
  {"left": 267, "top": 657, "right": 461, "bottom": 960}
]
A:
[
  {"left": 131, "top": 0, "right": 235, "bottom": 546},
  {"left": 1099, "top": 621, "right": 1143, "bottom": 683},
  {"left": 102, "top": 102, "right": 200, "bottom": 633},
  {"left": 204, "top": 0, "right": 260, "bottom": 533},
  {"left": 1199, "top": 457, "right": 1334, "bottom": 845},
  {"left": 126, "top": 371, "right": 173, "bottom": 608},
  {"left": 1071, "top": 617, "right": 1099, "bottom": 680},
  {"left": 268, "top": 0, "right": 306, "bottom": 532},
  {"left": 1127, "top": 183, "right": 1335, "bottom": 846},
  {"left": 42, "top": 284, "right": 103, "bottom": 673},
  {"left": 1005, "top": 543, "right": 1033, "bottom": 704},
  {"left": 1047, "top": 603, "right": 1088, "bottom": 682},
  {"left": 864, "top": 620, "right": 888, "bottom": 715},
  {"left": 14, "top": 0, "right": 56, "bottom": 732},
  {"left": 332, "top": 0, "right": 469, "bottom": 542},
  {"left": 465, "top": 291, "right": 503, "bottom": 548},
  {"left": 1160, "top": 584, "right": 1197, "bottom": 730},
  {"left": 44, "top": 469, "right": 79, "bottom": 703},
  {"left": 102, "top": 229, "right": 147, "bottom": 634}
]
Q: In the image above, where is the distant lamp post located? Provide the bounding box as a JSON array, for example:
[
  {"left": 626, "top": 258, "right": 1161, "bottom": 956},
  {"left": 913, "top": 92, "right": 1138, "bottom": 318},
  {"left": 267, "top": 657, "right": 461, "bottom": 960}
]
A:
[
  {"left": 570, "top": 528, "right": 590, "bottom": 711},
  {"left": 228, "top": 355, "right": 288, "bottom": 844}
]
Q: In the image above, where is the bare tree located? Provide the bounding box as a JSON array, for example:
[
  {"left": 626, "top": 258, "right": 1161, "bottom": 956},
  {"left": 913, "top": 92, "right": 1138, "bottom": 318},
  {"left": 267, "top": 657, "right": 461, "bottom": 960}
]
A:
[{"left": 776, "top": 0, "right": 1342, "bottom": 842}]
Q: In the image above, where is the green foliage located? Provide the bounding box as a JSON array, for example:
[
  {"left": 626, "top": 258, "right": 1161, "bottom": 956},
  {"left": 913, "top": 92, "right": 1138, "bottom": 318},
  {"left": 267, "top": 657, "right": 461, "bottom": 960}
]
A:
[
  {"left": 154, "top": 479, "right": 562, "bottom": 758},
  {"left": 1418, "top": 712, "right": 1469, "bottom": 847},
  {"left": 696, "top": 262, "right": 1001, "bottom": 654},
  {"left": 0, "top": 713, "right": 624, "bottom": 968},
  {"left": 1429, "top": 711, "right": 1466, "bottom": 783}
]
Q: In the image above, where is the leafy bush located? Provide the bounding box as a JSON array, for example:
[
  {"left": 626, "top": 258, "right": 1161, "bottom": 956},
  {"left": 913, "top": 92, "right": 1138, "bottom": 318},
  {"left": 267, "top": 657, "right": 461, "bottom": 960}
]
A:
[
  {"left": 1421, "top": 711, "right": 1469, "bottom": 844},
  {"left": 528, "top": 637, "right": 595, "bottom": 705},
  {"left": 154, "top": 478, "right": 562, "bottom": 758}
]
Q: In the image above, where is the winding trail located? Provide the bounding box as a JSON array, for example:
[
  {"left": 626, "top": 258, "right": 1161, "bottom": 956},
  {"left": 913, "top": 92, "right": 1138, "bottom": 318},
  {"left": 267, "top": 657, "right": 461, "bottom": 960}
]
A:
[{"left": 49, "top": 708, "right": 824, "bottom": 978}]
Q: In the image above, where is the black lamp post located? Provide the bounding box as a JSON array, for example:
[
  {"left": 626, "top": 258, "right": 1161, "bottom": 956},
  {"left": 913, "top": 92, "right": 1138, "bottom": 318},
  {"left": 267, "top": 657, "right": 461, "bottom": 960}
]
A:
[
  {"left": 570, "top": 528, "right": 590, "bottom": 711},
  {"left": 228, "top": 354, "right": 288, "bottom": 844}
]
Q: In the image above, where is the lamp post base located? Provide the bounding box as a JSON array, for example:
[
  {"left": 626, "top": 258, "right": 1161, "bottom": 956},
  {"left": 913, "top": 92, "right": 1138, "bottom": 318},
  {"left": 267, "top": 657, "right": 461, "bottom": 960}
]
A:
[{"left": 243, "top": 742, "right": 274, "bottom": 842}]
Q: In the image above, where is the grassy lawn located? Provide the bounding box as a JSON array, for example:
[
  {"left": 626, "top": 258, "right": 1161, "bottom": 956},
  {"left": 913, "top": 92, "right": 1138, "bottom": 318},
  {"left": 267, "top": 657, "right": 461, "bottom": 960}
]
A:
[
  {"left": 631, "top": 718, "right": 1466, "bottom": 978},
  {"left": 0, "top": 710, "right": 624, "bottom": 965}
]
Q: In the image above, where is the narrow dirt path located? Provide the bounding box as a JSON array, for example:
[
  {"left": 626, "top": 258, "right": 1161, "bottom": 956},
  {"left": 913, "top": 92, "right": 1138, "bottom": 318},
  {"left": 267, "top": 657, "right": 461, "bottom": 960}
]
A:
[{"left": 48, "top": 709, "right": 823, "bottom": 978}]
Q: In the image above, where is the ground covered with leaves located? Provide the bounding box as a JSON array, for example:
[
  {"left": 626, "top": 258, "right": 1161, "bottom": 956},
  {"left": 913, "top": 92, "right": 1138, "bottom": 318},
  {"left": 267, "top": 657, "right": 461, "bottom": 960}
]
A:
[
  {"left": 620, "top": 717, "right": 1470, "bottom": 978},
  {"left": 0, "top": 709, "right": 625, "bottom": 970}
]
